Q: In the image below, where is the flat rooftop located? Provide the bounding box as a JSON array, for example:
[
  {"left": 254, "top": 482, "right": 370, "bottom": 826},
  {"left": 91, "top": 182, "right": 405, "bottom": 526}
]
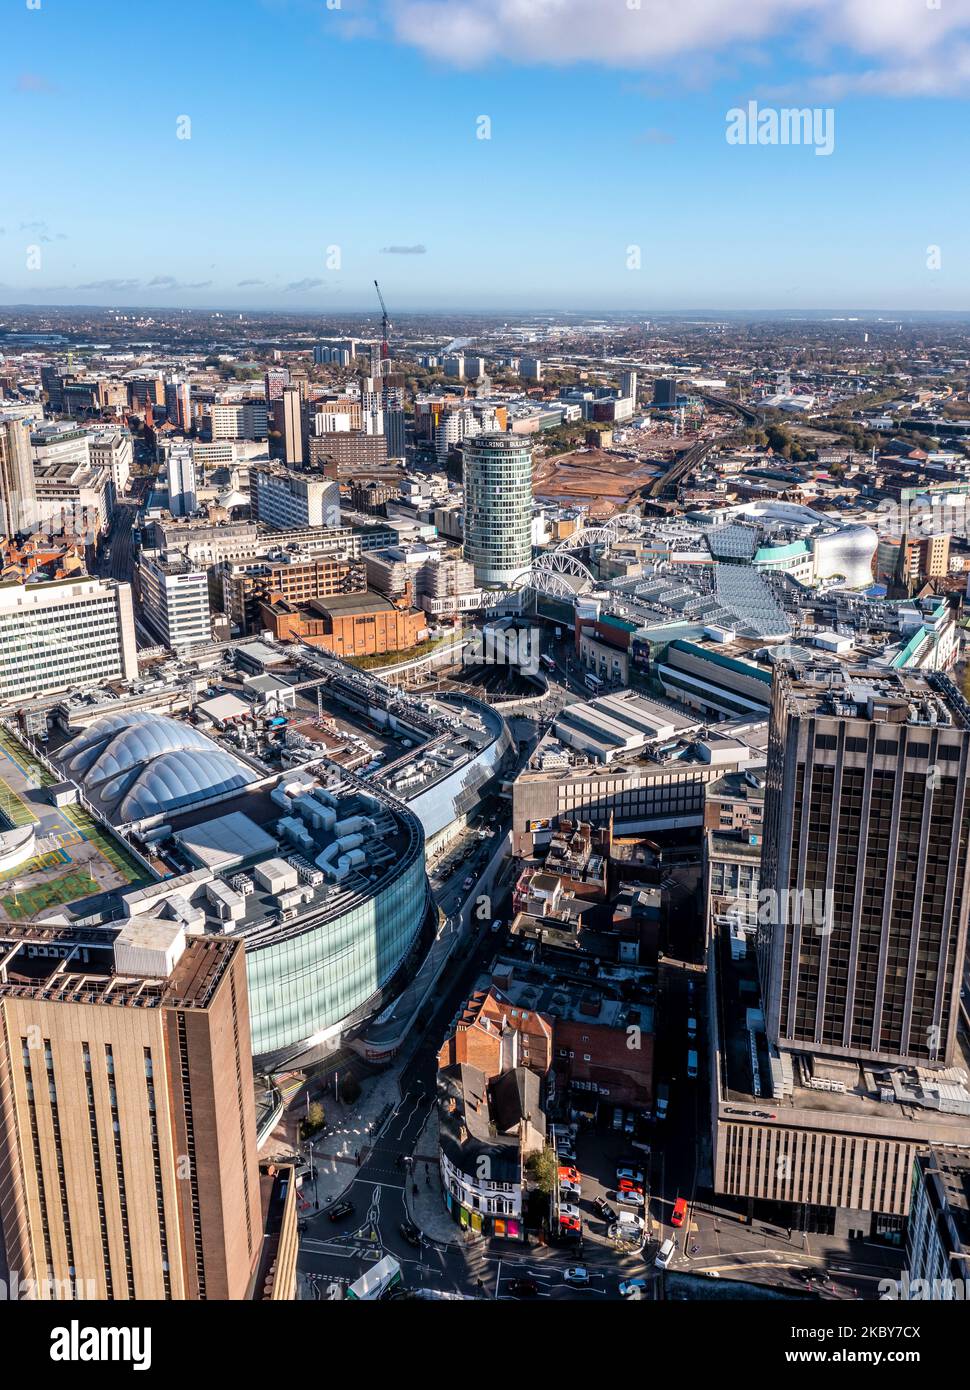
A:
[
  {"left": 0, "top": 924, "right": 235, "bottom": 1010},
  {"left": 776, "top": 665, "right": 970, "bottom": 729}
]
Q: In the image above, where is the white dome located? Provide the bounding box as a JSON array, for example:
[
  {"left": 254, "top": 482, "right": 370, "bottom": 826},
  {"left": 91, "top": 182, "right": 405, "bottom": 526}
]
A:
[{"left": 59, "top": 712, "right": 256, "bottom": 822}]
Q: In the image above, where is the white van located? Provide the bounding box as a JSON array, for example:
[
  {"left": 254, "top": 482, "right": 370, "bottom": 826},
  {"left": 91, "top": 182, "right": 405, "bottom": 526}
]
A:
[{"left": 655, "top": 1237, "right": 676, "bottom": 1270}]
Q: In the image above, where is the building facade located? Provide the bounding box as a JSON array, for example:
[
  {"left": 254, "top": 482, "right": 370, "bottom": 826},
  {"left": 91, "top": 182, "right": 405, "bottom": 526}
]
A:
[
  {"left": 0, "top": 576, "right": 138, "bottom": 703},
  {"left": 461, "top": 433, "right": 533, "bottom": 588}
]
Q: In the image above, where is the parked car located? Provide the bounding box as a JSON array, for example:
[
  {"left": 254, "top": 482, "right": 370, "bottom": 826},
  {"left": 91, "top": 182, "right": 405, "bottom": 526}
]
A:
[
  {"left": 558, "top": 1214, "right": 581, "bottom": 1234},
  {"left": 618, "top": 1178, "right": 644, "bottom": 1196},
  {"left": 615, "top": 1189, "right": 644, "bottom": 1208},
  {"left": 559, "top": 1182, "right": 581, "bottom": 1201},
  {"left": 559, "top": 1202, "right": 582, "bottom": 1220},
  {"left": 564, "top": 1267, "right": 590, "bottom": 1287},
  {"left": 558, "top": 1165, "right": 580, "bottom": 1184},
  {"left": 623, "top": 1112, "right": 636, "bottom": 1134},
  {"left": 327, "top": 1200, "right": 355, "bottom": 1222},
  {"left": 617, "top": 1166, "right": 645, "bottom": 1185},
  {"left": 593, "top": 1196, "right": 618, "bottom": 1223},
  {"left": 608, "top": 1215, "right": 645, "bottom": 1241},
  {"left": 611, "top": 1106, "right": 624, "bottom": 1131}
]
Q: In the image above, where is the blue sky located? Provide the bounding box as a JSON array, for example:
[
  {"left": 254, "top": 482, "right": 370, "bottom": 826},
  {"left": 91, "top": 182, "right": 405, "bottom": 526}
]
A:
[{"left": 2, "top": 0, "right": 970, "bottom": 311}]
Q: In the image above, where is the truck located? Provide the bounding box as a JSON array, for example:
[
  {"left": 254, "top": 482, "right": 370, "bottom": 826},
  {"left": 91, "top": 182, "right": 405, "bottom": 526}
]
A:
[
  {"left": 345, "top": 1255, "right": 402, "bottom": 1301},
  {"left": 655, "top": 1084, "right": 669, "bottom": 1121}
]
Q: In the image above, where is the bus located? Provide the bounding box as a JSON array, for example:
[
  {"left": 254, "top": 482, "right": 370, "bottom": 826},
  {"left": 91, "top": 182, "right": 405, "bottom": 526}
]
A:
[
  {"left": 540, "top": 654, "right": 556, "bottom": 672},
  {"left": 345, "top": 1255, "right": 402, "bottom": 1301},
  {"left": 584, "top": 672, "right": 604, "bottom": 693}
]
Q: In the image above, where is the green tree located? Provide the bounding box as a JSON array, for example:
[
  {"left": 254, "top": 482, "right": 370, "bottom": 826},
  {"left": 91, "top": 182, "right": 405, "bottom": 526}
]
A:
[{"left": 526, "top": 1146, "right": 558, "bottom": 1196}]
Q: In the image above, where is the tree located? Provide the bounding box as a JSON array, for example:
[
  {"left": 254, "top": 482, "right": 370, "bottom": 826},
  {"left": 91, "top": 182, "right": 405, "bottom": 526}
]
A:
[
  {"left": 526, "top": 1146, "right": 558, "bottom": 1196},
  {"left": 300, "top": 1101, "right": 326, "bottom": 1140}
]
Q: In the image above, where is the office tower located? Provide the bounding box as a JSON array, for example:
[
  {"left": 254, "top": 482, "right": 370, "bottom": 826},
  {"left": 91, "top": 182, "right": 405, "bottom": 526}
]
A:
[
  {"left": 165, "top": 377, "right": 192, "bottom": 433},
  {"left": 0, "top": 576, "right": 137, "bottom": 701},
  {"left": 0, "top": 416, "right": 37, "bottom": 536},
  {"left": 620, "top": 370, "right": 638, "bottom": 403},
  {"left": 520, "top": 357, "right": 543, "bottom": 383},
  {"left": 444, "top": 355, "right": 465, "bottom": 381},
  {"left": 264, "top": 368, "right": 290, "bottom": 402},
  {"left": 273, "top": 386, "right": 304, "bottom": 467},
  {"left": 166, "top": 445, "right": 197, "bottom": 517},
  {"left": 652, "top": 377, "right": 677, "bottom": 407},
  {"left": 462, "top": 433, "right": 533, "bottom": 588},
  {"left": 254, "top": 470, "right": 341, "bottom": 530},
  {"left": 0, "top": 921, "right": 262, "bottom": 1300},
  {"left": 138, "top": 552, "right": 211, "bottom": 648},
  {"left": 758, "top": 664, "right": 970, "bottom": 1068}
]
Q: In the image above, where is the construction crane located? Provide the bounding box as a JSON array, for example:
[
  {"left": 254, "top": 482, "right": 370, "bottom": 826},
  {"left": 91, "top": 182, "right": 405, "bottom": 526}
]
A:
[{"left": 373, "top": 279, "right": 391, "bottom": 361}]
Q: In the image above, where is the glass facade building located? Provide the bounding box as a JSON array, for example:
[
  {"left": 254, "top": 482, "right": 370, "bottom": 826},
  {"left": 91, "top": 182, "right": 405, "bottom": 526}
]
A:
[
  {"left": 243, "top": 816, "right": 431, "bottom": 1067},
  {"left": 462, "top": 433, "right": 533, "bottom": 588}
]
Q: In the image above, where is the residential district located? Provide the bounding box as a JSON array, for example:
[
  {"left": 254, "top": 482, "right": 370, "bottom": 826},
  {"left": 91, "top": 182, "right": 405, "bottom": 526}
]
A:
[{"left": 0, "top": 305, "right": 968, "bottom": 1305}]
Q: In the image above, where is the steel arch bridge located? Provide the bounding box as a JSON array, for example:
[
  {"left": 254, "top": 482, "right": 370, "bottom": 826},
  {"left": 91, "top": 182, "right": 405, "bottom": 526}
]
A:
[
  {"left": 554, "top": 509, "right": 643, "bottom": 553},
  {"left": 512, "top": 551, "right": 596, "bottom": 601}
]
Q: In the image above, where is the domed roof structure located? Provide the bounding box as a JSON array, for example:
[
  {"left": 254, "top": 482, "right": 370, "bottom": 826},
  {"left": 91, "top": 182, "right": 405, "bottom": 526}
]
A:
[{"left": 60, "top": 712, "right": 256, "bottom": 823}]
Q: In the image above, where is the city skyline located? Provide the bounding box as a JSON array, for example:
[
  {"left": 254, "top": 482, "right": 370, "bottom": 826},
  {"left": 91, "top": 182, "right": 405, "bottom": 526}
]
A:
[{"left": 3, "top": 0, "right": 970, "bottom": 311}]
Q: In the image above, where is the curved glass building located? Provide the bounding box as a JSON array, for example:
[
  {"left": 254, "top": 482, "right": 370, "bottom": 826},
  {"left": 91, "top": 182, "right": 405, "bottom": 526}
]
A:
[
  {"left": 462, "top": 433, "right": 534, "bottom": 588},
  {"left": 222, "top": 772, "right": 434, "bottom": 1069}
]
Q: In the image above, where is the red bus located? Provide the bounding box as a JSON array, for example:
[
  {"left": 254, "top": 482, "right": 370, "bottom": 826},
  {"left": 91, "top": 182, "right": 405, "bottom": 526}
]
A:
[{"left": 671, "top": 1198, "right": 688, "bottom": 1227}]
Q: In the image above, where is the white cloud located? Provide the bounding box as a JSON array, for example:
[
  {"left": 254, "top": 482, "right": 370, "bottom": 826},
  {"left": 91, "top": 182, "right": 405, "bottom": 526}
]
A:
[{"left": 387, "top": 0, "right": 970, "bottom": 93}]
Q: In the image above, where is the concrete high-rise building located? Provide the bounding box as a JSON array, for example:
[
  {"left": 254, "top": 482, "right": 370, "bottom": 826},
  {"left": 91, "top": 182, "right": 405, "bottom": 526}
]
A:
[
  {"left": 273, "top": 386, "right": 304, "bottom": 467},
  {"left": 138, "top": 552, "right": 212, "bottom": 649},
  {"left": 165, "top": 377, "right": 192, "bottom": 433},
  {"left": 652, "top": 377, "right": 678, "bottom": 407},
  {"left": 264, "top": 368, "right": 290, "bottom": 402},
  {"left": 166, "top": 445, "right": 197, "bottom": 518},
  {"left": 0, "top": 920, "right": 263, "bottom": 1300},
  {"left": 0, "top": 416, "right": 37, "bottom": 537},
  {"left": 0, "top": 576, "right": 137, "bottom": 702},
  {"left": 462, "top": 433, "right": 533, "bottom": 588},
  {"left": 254, "top": 469, "right": 341, "bottom": 531},
  {"left": 620, "top": 370, "right": 638, "bottom": 403},
  {"left": 758, "top": 664, "right": 970, "bottom": 1068},
  {"left": 521, "top": 357, "right": 543, "bottom": 383}
]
